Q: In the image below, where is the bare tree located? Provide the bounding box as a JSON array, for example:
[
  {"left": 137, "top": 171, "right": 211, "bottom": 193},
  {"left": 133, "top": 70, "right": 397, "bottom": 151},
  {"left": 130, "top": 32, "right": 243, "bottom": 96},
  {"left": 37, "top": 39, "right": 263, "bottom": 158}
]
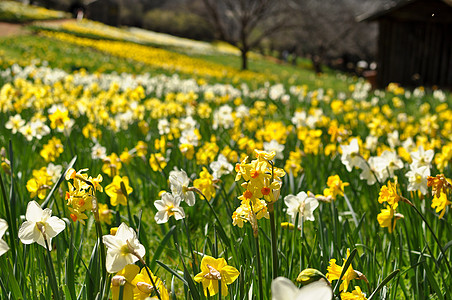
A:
[
  {"left": 200, "top": 0, "right": 295, "bottom": 70},
  {"left": 281, "top": 0, "right": 384, "bottom": 73}
]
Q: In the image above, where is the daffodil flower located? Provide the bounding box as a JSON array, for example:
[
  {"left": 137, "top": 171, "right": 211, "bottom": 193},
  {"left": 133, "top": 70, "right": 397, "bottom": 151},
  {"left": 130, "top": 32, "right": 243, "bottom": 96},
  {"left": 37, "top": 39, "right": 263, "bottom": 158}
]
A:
[
  {"left": 0, "top": 218, "right": 9, "bottom": 256},
  {"left": 18, "top": 200, "right": 66, "bottom": 249},
  {"left": 154, "top": 192, "right": 185, "bottom": 224},
  {"left": 169, "top": 169, "right": 195, "bottom": 206},
  {"left": 271, "top": 277, "right": 332, "bottom": 300},
  {"left": 102, "top": 222, "right": 145, "bottom": 273},
  {"left": 194, "top": 255, "right": 239, "bottom": 297},
  {"left": 284, "top": 191, "right": 319, "bottom": 227}
]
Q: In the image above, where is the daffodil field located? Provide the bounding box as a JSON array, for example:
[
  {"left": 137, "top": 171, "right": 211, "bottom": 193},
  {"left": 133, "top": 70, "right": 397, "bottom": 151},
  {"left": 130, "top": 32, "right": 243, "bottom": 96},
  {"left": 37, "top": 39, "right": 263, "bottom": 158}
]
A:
[{"left": 0, "top": 5, "right": 452, "bottom": 300}]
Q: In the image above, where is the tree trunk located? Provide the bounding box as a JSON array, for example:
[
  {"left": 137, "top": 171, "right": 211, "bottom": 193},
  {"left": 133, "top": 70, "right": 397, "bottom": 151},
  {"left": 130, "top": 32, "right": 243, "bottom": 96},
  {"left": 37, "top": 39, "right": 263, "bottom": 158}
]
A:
[
  {"left": 241, "top": 48, "right": 248, "bottom": 70},
  {"left": 311, "top": 54, "right": 323, "bottom": 74}
]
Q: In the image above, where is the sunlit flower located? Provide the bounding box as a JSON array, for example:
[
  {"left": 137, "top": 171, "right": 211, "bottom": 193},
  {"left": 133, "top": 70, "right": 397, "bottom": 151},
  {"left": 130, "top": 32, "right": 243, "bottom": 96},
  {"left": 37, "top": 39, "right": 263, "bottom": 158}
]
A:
[
  {"left": 105, "top": 176, "right": 133, "bottom": 206},
  {"left": 323, "top": 175, "right": 349, "bottom": 200},
  {"left": 149, "top": 153, "right": 167, "bottom": 172},
  {"left": 111, "top": 264, "right": 140, "bottom": 300},
  {"left": 99, "top": 203, "right": 113, "bottom": 224},
  {"left": 340, "top": 138, "right": 361, "bottom": 172},
  {"left": 284, "top": 191, "right": 319, "bottom": 227},
  {"left": 132, "top": 267, "right": 170, "bottom": 300},
  {"left": 194, "top": 255, "right": 240, "bottom": 297},
  {"left": 410, "top": 145, "right": 434, "bottom": 169},
  {"left": 0, "top": 219, "right": 9, "bottom": 256},
  {"left": 263, "top": 140, "right": 285, "bottom": 160},
  {"left": 18, "top": 200, "right": 66, "bottom": 249},
  {"left": 154, "top": 192, "right": 185, "bottom": 224},
  {"left": 193, "top": 167, "right": 216, "bottom": 201},
  {"left": 405, "top": 165, "right": 430, "bottom": 195},
  {"left": 169, "top": 169, "right": 195, "bottom": 206},
  {"left": 102, "top": 222, "right": 145, "bottom": 273},
  {"left": 210, "top": 154, "right": 233, "bottom": 180},
  {"left": 431, "top": 192, "right": 451, "bottom": 219},
  {"left": 378, "top": 180, "right": 400, "bottom": 209},
  {"left": 341, "top": 286, "right": 367, "bottom": 299},
  {"left": 326, "top": 249, "right": 358, "bottom": 292},
  {"left": 5, "top": 114, "right": 25, "bottom": 134},
  {"left": 271, "top": 277, "right": 332, "bottom": 300},
  {"left": 377, "top": 206, "right": 403, "bottom": 233}
]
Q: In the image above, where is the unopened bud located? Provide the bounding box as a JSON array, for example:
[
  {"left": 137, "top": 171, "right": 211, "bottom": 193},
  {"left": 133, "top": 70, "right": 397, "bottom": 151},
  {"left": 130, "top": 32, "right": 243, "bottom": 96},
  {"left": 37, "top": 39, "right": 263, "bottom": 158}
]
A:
[
  {"left": 111, "top": 275, "right": 126, "bottom": 286},
  {"left": 110, "top": 227, "right": 118, "bottom": 235},
  {"left": 136, "top": 281, "right": 154, "bottom": 293}
]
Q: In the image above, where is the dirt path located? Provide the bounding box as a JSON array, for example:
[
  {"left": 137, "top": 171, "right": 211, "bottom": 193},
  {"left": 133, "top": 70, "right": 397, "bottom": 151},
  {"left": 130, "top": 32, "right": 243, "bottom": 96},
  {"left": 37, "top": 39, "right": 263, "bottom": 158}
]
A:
[
  {"left": 0, "top": 19, "right": 72, "bottom": 37},
  {"left": 0, "top": 22, "right": 25, "bottom": 37}
]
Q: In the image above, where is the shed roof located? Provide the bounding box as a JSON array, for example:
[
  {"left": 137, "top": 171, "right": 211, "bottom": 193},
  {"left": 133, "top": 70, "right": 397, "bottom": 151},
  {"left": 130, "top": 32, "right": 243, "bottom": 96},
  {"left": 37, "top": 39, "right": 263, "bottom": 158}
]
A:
[{"left": 356, "top": 0, "right": 452, "bottom": 22}]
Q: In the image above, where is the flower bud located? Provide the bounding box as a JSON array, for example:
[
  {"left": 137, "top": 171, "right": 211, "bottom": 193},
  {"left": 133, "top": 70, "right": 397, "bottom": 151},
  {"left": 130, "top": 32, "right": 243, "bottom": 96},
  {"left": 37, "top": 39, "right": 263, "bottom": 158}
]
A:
[{"left": 111, "top": 275, "right": 126, "bottom": 286}]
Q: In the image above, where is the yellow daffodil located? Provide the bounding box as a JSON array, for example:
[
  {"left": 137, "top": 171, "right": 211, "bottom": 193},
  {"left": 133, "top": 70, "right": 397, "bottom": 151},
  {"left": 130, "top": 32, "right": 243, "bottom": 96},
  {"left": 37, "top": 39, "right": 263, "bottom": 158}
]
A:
[
  {"left": 105, "top": 175, "right": 133, "bottom": 206},
  {"left": 326, "top": 249, "right": 358, "bottom": 292},
  {"left": 194, "top": 255, "right": 239, "bottom": 297},
  {"left": 111, "top": 264, "right": 140, "bottom": 300}
]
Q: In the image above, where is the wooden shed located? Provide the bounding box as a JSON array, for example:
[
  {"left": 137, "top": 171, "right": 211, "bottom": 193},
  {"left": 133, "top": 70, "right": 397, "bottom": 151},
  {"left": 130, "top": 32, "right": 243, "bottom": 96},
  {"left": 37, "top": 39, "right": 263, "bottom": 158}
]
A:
[
  {"left": 85, "top": 0, "right": 120, "bottom": 26},
  {"left": 358, "top": 0, "right": 452, "bottom": 89}
]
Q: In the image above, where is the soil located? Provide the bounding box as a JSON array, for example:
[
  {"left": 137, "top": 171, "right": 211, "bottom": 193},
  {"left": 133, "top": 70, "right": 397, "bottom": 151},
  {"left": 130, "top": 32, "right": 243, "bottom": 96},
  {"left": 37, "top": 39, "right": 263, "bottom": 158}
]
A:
[{"left": 0, "top": 22, "right": 25, "bottom": 37}]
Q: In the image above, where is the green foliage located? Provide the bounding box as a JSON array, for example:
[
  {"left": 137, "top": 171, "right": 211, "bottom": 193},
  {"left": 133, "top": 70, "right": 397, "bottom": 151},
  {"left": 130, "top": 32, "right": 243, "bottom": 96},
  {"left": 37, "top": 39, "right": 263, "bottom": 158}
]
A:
[{"left": 143, "top": 9, "right": 215, "bottom": 41}]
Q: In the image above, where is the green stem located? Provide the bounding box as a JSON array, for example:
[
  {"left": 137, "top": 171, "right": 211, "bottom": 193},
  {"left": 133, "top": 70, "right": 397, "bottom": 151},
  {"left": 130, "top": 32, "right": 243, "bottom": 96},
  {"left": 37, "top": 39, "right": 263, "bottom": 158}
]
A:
[
  {"left": 118, "top": 284, "right": 124, "bottom": 300},
  {"left": 95, "top": 220, "right": 106, "bottom": 274},
  {"left": 254, "top": 233, "right": 264, "bottom": 300},
  {"left": 136, "top": 256, "right": 162, "bottom": 300},
  {"left": 409, "top": 202, "right": 452, "bottom": 276},
  {"left": 43, "top": 238, "right": 61, "bottom": 299},
  {"left": 268, "top": 204, "right": 278, "bottom": 279}
]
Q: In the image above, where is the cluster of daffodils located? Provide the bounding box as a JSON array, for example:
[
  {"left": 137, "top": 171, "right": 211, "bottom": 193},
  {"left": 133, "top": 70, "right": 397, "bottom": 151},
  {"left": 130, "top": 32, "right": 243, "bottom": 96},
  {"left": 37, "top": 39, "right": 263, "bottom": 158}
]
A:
[
  {"left": 39, "top": 31, "right": 268, "bottom": 82},
  {"left": 65, "top": 168, "right": 103, "bottom": 224},
  {"left": 271, "top": 250, "right": 368, "bottom": 300},
  {"left": 377, "top": 180, "right": 405, "bottom": 233},
  {"left": 427, "top": 174, "right": 452, "bottom": 219},
  {"left": 102, "top": 223, "right": 169, "bottom": 299},
  {"left": 26, "top": 163, "right": 62, "bottom": 200},
  {"left": 154, "top": 169, "right": 194, "bottom": 224},
  {"left": 233, "top": 150, "right": 285, "bottom": 232},
  {"left": 282, "top": 175, "right": 349, "bottom": 229}
]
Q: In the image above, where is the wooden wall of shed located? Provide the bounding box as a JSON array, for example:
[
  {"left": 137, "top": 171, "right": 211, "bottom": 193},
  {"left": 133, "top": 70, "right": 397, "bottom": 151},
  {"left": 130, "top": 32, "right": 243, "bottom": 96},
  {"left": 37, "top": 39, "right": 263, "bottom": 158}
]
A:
[{"left": 377, "top": 19, "right": 452, "bottom": 89}]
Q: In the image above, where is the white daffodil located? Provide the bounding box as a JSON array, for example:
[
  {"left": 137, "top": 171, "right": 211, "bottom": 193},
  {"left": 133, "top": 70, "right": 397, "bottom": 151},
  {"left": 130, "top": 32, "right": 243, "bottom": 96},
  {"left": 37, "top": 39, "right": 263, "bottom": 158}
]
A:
[
  {"left": 154, "top": 192, "right": 185, "bottom": 224},
  {"left": 5, "top": 114, "right": 25, "bottom": 134},
  {"left": 0, "top": 218, "right": 9, "bottom": 256},
  {"left": 169, "top": 169, "right": 195, "bottom": 206},
  {"left": 410, "top": 145, "right": 434, "bottom": 169},
  {"left": 102, "top": 222, "right": 145, "bottom": 273},
  {"left": 271, "top": 277, "right": 332, "bottom": 300},
  {"left": 378, "top": 150, "right": 404, "bottom": 178},
  {"left": 406, "top": 165, "right": 430, "bottom": 195},
  {"left": 264, "top": 140, "right": 285, "bottom": 160},
  {"left": 210, "top": 154, "right": 233, "bottom": 180},
  {"left": 340, "top": 138, "right": 361, "bottom": 172},
  {"left": 18, "top": 200, "right": 66, "bottom": 249},
  {"left": 284, "top": 192, "right": 319, "bottom": 228}
]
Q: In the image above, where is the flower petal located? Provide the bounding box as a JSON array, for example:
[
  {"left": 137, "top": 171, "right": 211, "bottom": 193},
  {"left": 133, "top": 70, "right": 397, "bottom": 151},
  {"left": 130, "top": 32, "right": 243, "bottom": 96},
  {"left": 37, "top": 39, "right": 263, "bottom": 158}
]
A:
[
  {"left": 26, "top": 201, "right": 43, "bottom": 222},
  {"left": 18, "top": 220, "right": 40, "bottom": 244},
  {"left": 0, "top": 239, "right": 10, "bottom": 256},
  {"left": 0, "top": 219, "right": 8, "bottom": 238},
  {"left": 271, "top": 277, "right": 299, "bottom": 300},
  {"left": 45, "top": 216, "right": 66, "bottom": 238}
]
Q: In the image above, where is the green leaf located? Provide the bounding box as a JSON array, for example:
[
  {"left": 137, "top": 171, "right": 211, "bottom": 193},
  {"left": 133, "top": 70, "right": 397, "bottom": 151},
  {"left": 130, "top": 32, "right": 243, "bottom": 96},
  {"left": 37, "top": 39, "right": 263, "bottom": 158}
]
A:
[
  {"left": 150, "top": 225, "right": 176, "bottom": 270},
  {"left": 368, "top": 269, "right": 400, "bottom": 300},
  {"left": 156, "top": 260, "right": 188, "bottom": 286},
  {"left": 41, "top": 155, "right": 77, "bottom": 209},
  {"left": 333, "top": 248, "right": 357, "bottom": 294}
]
